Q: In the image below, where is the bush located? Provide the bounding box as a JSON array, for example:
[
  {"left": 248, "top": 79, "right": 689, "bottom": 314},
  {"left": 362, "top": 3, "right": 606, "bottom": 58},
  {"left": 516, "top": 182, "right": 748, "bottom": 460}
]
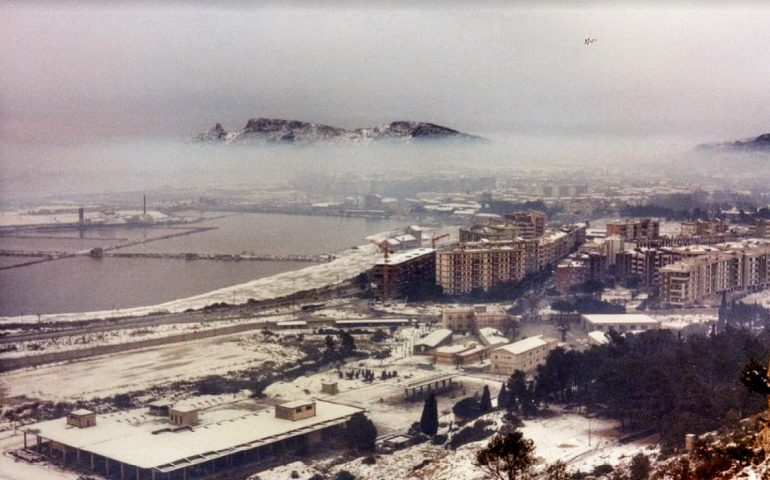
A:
[
  {"left": 290, "top": 471, "right": 299, "bottom": 479},
  {"left": 345, "top": 413, "right": 377, "bottom": 452},
  {"left": 431, "top": 434, "right": 447, "bottom": 445},
  {"left": 592, "top": 464, "right": 613, "bottom": 476},
  {"left": 334, "top": 471, "right": 356, "bottom": 480},
  {"left": 452, "top": 397, "right": 482, "bottom": 420},
  {"left": 362, "top": 455, "right": 376, "bottom": 465},
  {"left": 448, "top": 419, "right": 495, "bottom": 450}
]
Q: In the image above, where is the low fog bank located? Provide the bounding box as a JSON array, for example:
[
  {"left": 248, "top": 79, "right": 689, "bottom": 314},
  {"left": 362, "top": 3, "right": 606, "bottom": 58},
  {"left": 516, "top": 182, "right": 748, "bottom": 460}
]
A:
[{"left": 1, "top": 132, "right": 765, "bottom": 200}]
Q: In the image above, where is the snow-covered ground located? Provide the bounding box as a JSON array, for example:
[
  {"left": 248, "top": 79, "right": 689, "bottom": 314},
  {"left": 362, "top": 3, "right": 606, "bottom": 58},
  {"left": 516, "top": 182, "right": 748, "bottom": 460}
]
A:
[
  {"left": 0, "top": 244, "right": 380, "bottom": 325},
  {"left": 322, "top": 410, "right": 654, "bottom": 480},
  {"left": 651, "top": 312, "right": 716, "bottom": 330},
  {"left": 745, "top": 289, "right": 770, "bottom": 309},
  {"left": 0, "top": 332, "right": 301, "bottom": 402},
  {"left": 0, "top": 431, "right": 80, "bottom": 480},
  {"left": 0, "top": 314, "right": 296, "bottom": 359}
]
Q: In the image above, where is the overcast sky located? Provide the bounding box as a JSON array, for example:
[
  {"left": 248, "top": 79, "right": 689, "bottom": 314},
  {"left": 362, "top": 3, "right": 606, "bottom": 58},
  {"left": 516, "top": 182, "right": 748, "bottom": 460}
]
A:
[{"left": 2, "top": 1, "right": 769, "bottom": 143}]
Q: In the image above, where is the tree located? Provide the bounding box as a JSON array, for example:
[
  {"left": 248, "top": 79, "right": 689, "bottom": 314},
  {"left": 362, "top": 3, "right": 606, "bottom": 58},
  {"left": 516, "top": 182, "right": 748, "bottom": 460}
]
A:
[
  {"left": 543, "top": 460, "right": 570, "bottom": 480},
  {"left": 420, "top": 393, "right": 439, "bottom": 435},
  {"left": 497, "top": 383, "right": 510, "bottom": 410},
  {"left": 480, "top": 385, "right": 492, "bottom": 412},
  {"left": 345, "top": 413, "right": 377, "bottom": 452},
  {"left": 325, "top": 335, "right": 336, "bottom": 353},
  {"left": 507, "top": 370, "right": 537, "bottom": 417},
  {"left": 629, "top": 453, "right": 652, "bottom": 480},
  {"left": 502, "top": 317, "right": 520, "bottom": 340},
  {"left": 452, "top": 397, "right": 482, "bottom": 420},
  {"left": 475, "top": 432, "right": 535, "bottom": 480},
  {"left": 338, "top": 330, "right": 356, "bottom": 357}
]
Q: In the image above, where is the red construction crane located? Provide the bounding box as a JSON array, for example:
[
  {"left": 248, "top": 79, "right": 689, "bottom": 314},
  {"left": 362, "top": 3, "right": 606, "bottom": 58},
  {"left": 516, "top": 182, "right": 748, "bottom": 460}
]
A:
[
  {"left": 370, "top": 239, "right": 393, "bottom": 262},
  {"left": 430, "top": 233, "right": 450, "bottom": 249}
]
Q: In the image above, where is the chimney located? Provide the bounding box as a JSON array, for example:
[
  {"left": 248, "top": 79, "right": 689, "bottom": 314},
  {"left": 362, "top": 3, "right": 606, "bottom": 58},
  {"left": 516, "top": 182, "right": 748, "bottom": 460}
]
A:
[{"left": 143, "top": 195, "right": 147, "bottom": 216}]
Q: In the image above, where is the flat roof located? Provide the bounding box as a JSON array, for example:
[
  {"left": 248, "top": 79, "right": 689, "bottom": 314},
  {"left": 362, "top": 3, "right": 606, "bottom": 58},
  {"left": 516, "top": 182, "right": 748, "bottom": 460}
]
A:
[
  {"left": 403, "top": 372, "right": 455, "bottom": 390},
  {"left": 278, "top": 400, "right": 315, "bottom": 409},
  {"left": 334, "top": 319, "right": 409, "bottom": 325},
  {"left": 170, "top": 404, "right": 198, "bottom": 413},
  {"left": 69, "top": 409, "right": 95, "bottom": 416},
  {"left": 582, "top": 314, "right": 660, "bottom": 325},
  {"left": 24, "top": 399, "right": 362, "bottom": 472},
  {"left": 375, "top": 248, "right": 435, "bottom": 266}
]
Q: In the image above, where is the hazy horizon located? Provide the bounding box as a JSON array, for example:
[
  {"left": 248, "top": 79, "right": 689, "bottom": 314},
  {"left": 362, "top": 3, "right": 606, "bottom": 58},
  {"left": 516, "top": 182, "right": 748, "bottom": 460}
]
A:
[{"left": 2, "top": 1, "right": 770, "bottom": 145}]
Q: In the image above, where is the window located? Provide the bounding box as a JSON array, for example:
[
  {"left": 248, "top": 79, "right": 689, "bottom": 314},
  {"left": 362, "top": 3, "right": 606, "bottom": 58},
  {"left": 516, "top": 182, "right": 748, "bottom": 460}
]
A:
[{"left": 296, "top": 408, "right": 303, "bottom": 413}]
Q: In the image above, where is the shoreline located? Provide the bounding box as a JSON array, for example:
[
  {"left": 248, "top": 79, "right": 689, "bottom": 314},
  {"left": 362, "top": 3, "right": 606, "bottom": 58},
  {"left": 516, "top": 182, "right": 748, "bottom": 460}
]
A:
[{"left": 0, "top": 243, "right": 380, "bottom": 325}]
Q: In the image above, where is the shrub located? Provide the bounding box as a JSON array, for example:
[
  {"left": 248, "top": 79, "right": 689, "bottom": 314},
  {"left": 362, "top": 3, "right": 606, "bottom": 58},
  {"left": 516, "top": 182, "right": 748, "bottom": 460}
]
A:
[
  {"left": 592, "top": 464, "right": 613, "bottom": 476},
  {"left": 362, "top": 455, "right": 376, "bottom": 465},
  {"left": 432, "top": 434, "right": 447, "bottom": 445},
  {"left": 452, "top": 397, "right": 482, "bottom": 420},
  {"left": 334, "top": 471, "right": 356, "bottom": 480},
  {"left": 448, "top": 419, "right": 495, "bottom": 450}
]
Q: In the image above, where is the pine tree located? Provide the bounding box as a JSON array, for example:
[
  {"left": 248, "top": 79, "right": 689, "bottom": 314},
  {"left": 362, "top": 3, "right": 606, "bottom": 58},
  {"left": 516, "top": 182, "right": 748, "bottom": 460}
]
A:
[
  {"left": 497, "top": 383, "right": 510, "bottom": 410},
  {"left": 345, "top": 413, "right": 378, "bottom": 452},
  {"left": 419, "top": 393, "right": 439, "bottom": 435},
  {"left": 475, "top": 432, "right": 535, "bottom": 480},
  {"left": 480, "top": 385, "right": 492, "bottom": 411}
]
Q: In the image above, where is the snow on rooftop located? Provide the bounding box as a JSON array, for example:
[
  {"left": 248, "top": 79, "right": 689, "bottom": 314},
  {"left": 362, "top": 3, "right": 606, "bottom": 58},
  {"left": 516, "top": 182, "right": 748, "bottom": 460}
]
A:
[
  {"left": 478, "top": 327, "right": 509, "bottom": 347},
  {"left": 432, "top": 343, "right": 480, "bottom": 355},
  {"left": 69, "top": 409, "right": 95, "bottom": 416},
  {"left": 375, "top": 247, "right": 435, "bottom": 266},
  {"left": 24, "top": 399, "right": 363, "bottom": 471},
  {"left": 278, "top": 399, "right": 315, "bottom": 409},
  {"left": 495, "top": 335, "right": 551, "bottom": 355},
  {"left": 583, "top": 314, "right": 660, "bottom": 325},
  {"left": 415, "top": 328, "right": 453, "bottom": 348},
  {"left": 588, "top": 331, "right": 610, "bottom": 345}
]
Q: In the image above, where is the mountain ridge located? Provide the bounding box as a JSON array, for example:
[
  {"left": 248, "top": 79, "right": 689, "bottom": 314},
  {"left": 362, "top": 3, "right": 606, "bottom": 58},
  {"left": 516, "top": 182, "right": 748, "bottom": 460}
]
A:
[
  {"left": 697, "top": 132, "right": 770, "bottom": 152},
  {"left": 189, "top": 118, "right": 486, "bottom": 145}
]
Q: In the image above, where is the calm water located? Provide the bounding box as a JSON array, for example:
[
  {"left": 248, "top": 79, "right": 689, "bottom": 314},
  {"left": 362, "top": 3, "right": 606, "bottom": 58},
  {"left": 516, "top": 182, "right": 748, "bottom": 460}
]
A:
[{"left": 0, "top": 213, "right": 404, "bottom": 316}]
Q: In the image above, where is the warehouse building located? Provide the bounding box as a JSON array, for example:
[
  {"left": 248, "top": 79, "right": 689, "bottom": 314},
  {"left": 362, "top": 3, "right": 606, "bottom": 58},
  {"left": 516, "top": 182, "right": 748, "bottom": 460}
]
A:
[{"left": 22, "top": 397, "right": 364, "bottom": 480}]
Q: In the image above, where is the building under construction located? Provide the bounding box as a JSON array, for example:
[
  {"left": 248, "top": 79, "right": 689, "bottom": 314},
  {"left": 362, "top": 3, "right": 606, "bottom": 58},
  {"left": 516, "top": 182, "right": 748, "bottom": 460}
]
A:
[{"left": 371, "top": 247, "right": 435, "bottom": 301}]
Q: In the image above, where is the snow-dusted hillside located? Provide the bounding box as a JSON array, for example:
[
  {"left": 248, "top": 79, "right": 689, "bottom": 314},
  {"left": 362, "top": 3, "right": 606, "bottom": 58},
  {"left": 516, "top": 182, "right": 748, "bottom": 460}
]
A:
[{"left": 189, "top": 118, "right": 485, "bottom": 145}]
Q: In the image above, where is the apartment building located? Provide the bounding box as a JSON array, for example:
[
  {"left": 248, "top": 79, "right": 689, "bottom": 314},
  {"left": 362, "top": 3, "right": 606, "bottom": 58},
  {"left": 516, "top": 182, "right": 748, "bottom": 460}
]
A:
[
  {"left": 680, "top": 219, "right": 729, "bottom": 237},
  {"left": 606, "top": 218, "right": 660, "bottom": 241},
  {"left": 436, "top": 242, "right": 527, "bottom": 296},
  {"left": 437, "top": 225, "right": 586, "bottom": 296},
  {"left": 371, "top": 248, "right": 436, "bottom": 301},
  {"left": 459, "top": 210, "right": 546, "bottom": 242},
  {"left": 659, "top": 241, "right": 770, "bottom": 306}
]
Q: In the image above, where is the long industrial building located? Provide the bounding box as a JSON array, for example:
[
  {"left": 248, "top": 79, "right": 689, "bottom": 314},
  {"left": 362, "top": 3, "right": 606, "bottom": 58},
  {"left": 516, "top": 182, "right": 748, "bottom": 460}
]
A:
[{"left": 22, "top": 397, "right": 364, "bottom": 480}]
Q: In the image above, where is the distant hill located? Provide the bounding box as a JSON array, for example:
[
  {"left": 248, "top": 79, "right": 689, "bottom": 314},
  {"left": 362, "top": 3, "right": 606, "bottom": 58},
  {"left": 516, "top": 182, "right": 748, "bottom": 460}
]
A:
[
  {"left": 189, "top": 118, "right": 486, "bottom": 145},
  {"left": 698, "top": 133, "right": 770, "bottom": 152}
]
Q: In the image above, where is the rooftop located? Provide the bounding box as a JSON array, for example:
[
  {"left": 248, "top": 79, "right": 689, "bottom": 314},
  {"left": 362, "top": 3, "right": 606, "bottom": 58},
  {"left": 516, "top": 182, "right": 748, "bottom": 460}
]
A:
[
  {"left": 69, "top": 409, "right": 95, "bottom": 416},
  {"left": 494, "top": 335, "right": 553, "bottom": 355},
  {"left": 375, "top": 248, "right": 435, "bottom": 266},
  {"left": 582, "top": 314, "right": 660, "bottom": 325},
  {"left": 24, "top": 398, "right": 363, "bottom": 472},
  {"left": 416, "top": 328, "right": 453, "bottom": 348}
]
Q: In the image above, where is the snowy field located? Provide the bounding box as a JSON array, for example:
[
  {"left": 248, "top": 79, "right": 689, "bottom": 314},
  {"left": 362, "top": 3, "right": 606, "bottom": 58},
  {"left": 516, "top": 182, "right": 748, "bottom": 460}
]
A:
[
  {"left": 0, "top": 244, "right": 379, "bottom": 325},
  {"left": 0, "top": 314, "right": 296, "bottom": 359},
  {"left": 0, "top": 332, "right": 301, "bottom": 402},
  {"left": 650, "top": 312, "right": 716, "bottom": 330}
]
